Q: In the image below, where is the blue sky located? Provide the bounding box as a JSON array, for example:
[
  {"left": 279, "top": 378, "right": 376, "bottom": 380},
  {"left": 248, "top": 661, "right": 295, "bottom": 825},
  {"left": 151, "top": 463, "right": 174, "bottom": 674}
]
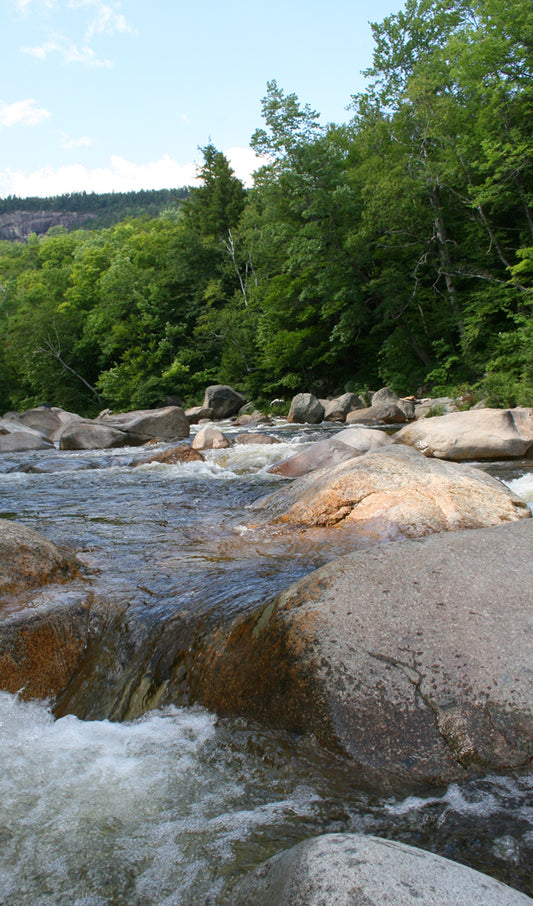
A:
[{"left": 1, "top": 0, "right": 404, "bottom": 198}]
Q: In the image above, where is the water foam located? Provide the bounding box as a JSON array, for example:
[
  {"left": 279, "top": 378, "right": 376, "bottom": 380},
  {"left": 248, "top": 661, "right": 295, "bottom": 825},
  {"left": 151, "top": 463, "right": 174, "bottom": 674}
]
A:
[{"left": 0, "top": 693, "right": 323, "bottom": 905}]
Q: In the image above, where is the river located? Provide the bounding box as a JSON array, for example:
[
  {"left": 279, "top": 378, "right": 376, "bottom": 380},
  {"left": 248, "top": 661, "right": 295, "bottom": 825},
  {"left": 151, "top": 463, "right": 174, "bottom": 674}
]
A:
[{"left": 0, "top": 421, "right": 532, "bottom": 905}]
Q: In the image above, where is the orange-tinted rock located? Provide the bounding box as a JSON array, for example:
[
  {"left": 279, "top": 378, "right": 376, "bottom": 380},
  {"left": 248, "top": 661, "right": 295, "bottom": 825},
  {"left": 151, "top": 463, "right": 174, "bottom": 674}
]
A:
[{"left": 133, "top": 443, "right": 205, "bottom": 465}]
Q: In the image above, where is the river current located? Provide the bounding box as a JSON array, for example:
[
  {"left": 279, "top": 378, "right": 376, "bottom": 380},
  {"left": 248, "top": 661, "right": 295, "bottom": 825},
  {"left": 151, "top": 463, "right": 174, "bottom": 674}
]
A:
[{"left": 0, "top": 421, "right": 532, "bottom": 905}]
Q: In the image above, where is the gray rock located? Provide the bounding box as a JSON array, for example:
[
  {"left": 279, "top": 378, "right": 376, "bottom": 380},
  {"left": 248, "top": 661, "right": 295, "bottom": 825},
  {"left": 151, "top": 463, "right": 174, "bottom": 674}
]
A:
[
  {"left": 0, "top": 421, "right": 53, "bottom": 452},
  {"left": 287, "top": 393, "right": 325, "bottom": 425},
  {"left": 232, "top": 833, "right": 533, "bottom": 905},
  {"left": 346, "top": 401, "right": 407, "bottom": 425},
  {"left": 202, "top": 385, "right": 247, "bottom": 419},
  {"left": 57, "top": 421, "right": 130, "bottom": 450},
  {"left": 185, "top": 406, "right": 215, "bottom": 424},
  {"left": 371, "top": 386, "right": 398, "bottom": 405},
  {"left": 323, "top": 393, "right": 365, "bottom": 422},
  {"left": 395, "top": 408, "right": 533, "bottom": 460},
  {"left": 101, "top": 405, "right": 190, "bottom": 441},
  {"left": 191, "top": 519, "right": 533, "bottom": 783},
  {"left": 13, "top": 406, "right": 63, "bottom": 439},
  {"left": 269, "top": 429, "right": 392, "bottom": 478}
]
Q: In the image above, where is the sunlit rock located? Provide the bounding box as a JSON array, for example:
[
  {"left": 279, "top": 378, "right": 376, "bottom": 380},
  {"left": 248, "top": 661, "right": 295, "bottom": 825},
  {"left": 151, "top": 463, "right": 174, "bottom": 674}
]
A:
[
  {"left": 192, "top": 426, "right": 232, "bottom": 450},
  {"left": 257, "top": 445, "right": 529, "bottom": 536},
  {"left": 394, "top": 407, "right": 533, "bottom": 460}
]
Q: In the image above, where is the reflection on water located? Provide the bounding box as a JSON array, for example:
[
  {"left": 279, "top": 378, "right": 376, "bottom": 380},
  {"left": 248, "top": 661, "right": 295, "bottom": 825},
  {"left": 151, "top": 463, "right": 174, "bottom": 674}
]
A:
[{"left": 1, "top": 430, "right": 533, "bottom": 903}]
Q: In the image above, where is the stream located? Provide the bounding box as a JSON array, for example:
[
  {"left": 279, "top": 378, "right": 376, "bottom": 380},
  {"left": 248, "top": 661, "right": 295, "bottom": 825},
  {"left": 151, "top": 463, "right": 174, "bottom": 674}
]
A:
[{"left": 1, "top": 421, "right": 532, "bottom": 905}]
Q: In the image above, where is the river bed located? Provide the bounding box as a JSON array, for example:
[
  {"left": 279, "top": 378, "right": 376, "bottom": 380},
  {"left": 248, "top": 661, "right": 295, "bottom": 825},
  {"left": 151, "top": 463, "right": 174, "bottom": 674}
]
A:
[{"left": 1, "top": 422, "right": 532, "bottom": 904}]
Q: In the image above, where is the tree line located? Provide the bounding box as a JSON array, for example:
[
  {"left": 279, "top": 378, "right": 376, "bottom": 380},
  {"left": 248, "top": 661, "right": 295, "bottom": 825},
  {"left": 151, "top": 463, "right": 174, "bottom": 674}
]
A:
[{"left": 0, "top": 0, "right": 531, "bottom": 416}]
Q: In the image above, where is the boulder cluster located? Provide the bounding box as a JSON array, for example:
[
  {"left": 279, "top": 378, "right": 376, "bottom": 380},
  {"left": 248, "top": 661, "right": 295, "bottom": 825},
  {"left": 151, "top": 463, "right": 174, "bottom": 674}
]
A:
[{"left": 2, "top": 382, "right": 533, "bottom": 904}]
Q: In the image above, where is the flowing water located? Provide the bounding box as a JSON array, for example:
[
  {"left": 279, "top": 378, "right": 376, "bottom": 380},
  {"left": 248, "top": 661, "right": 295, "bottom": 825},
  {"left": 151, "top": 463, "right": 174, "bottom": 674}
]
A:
[{"left": 0, "top": 422, "right": 532, "bottom": 905}]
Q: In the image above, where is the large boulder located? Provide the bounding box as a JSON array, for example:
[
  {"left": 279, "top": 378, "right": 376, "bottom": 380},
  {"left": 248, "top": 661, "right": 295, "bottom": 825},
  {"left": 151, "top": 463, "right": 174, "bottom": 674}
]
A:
[
  {"left": 395, "top": 407, "right": 533, "bottom": 460},
  {"left": 256, "top": 445, "right": 529, "bottom": 538},
  {"left": 12, "top": 406, "right": 63, "bottom": 440},
  {"left": 190, "top": 519, "right": 533, "bottom": 784},
  {"left": 346, "top": 401, "right": 407, "bottom": 425},
  {"left": 287, "top": 393, "right": 325, "bottom": 425},
  {"left": 202, "top": 385, "right": 247, "bottom": 419},
  {"left": 101, "top": 405, "right": 190, "bottom": 442},
  {"left": 57, "top": 421, "right": 130, "bottom": 450},
  {"left": 0, "top": 519, "right": 80, "bottom": 593},
  {"left": 232, "top": 834, "right": 533, "bottom": 905},
  {"left": 322, "top": 393, "right": 364, "bottom": 422},
  {"left": 0, "top": 420, "right": 53, "bottom": 452},
  {"left": 185, "top": 405, "right": 215, "bottom": 424},
  {"left": 269, "top": 428, "right": 392, "bottom": 478}
]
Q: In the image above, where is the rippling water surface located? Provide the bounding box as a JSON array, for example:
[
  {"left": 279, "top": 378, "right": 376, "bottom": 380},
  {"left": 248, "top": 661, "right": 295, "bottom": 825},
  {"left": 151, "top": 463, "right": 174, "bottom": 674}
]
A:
[{"left": 1, "top": 424, "right": 532, "bottom": 904}]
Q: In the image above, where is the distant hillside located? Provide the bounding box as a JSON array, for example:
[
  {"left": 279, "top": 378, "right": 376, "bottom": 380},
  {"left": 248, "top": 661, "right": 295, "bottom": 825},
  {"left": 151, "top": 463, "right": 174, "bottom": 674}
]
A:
[{"left": 0, "top": 187, "right": 190, "bottom": 239}]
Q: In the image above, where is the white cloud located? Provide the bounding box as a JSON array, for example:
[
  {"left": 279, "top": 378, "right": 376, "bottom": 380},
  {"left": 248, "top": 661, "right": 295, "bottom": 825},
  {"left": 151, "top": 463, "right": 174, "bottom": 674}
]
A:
[
  {"left": 0, "top": 148, "right": 263, "bottom": 198},
  {"left": 225, "top": 146, "right": 264, "bottom": 186},
  {"left": 16, "top": 1, "right": 136, "bottom": 65},
  {"left": 22, "top": 35, "right": 113, "bottom": 66},
  {"left": 58, "top": 131, "right": 93, "bottom": 149},
  {"left": 0, "top": 98, "right": 50, "bottom": 127}
]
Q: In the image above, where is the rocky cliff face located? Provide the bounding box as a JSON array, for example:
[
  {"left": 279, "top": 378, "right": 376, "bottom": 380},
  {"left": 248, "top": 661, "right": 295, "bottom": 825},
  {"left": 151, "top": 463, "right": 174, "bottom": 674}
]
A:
[{"left": 0, "top": 210, "right": 96, "bottom": 240}]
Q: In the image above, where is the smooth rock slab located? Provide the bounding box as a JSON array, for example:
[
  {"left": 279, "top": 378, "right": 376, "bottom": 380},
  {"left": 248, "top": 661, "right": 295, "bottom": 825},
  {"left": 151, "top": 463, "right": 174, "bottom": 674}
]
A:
[
  {"left": 232, "top": 834, "right": 533, "bottom": 905},
  {"left": 101, "top": 405, "right": 190, "bottom": 441},
  {"left": 395, "top": 407, "right": 533, "bottom": 460},
  {"left": 57, "top": 421, "right": 130, "bottom": 450},
  {"left": 190, "top": 520, "right": 533, "bottom": 783}
]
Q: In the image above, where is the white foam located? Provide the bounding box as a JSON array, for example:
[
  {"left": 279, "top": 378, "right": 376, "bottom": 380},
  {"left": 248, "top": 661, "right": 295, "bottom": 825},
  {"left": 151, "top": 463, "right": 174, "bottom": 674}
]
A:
[
  {"left": 0, "top": 693, "right": 320, "bottom": 904},
  {"left": 506, "top": 473, "right": 533, "bottom": 511}
]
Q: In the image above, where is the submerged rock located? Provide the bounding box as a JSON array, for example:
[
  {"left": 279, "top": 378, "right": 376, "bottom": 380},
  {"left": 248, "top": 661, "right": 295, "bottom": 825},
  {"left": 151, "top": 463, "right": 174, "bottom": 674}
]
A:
[
  {"left": 395, "top": 407, "right": 533, "bottom": 460},
  {"left": 133, "top": 443, "right": 205, "bottom": 465},
  {"left": 235, "top": 433, "right": 280, "bottom": 445},
  {"left": 232, "top": 833, "right": 533, "bottom": 905},
  {"left": 190, "top": 519, "right": 533, "bottom": 784}
]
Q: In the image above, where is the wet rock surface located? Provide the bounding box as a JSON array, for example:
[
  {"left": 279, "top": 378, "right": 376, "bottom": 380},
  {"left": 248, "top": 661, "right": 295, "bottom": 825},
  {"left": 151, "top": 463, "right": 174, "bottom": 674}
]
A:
[
  {"left": 232, "top": 833, "right": 533, "bottom": 905},
  {"left": 0, "top": 519, "right": 81, "bottom": 593}
]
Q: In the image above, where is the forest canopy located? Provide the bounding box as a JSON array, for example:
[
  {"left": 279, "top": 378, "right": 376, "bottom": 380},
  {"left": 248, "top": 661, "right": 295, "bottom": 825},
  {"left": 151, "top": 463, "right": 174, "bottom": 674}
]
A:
[{"left": 1, "top": 0, "right": 532, "bottom": 415}]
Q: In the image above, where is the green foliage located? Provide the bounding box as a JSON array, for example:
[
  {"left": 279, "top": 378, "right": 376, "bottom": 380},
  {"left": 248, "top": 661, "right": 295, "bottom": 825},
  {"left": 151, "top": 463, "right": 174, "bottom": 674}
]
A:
[{"left": 1, "top": 0, "right": 532, "bottom": 414}]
